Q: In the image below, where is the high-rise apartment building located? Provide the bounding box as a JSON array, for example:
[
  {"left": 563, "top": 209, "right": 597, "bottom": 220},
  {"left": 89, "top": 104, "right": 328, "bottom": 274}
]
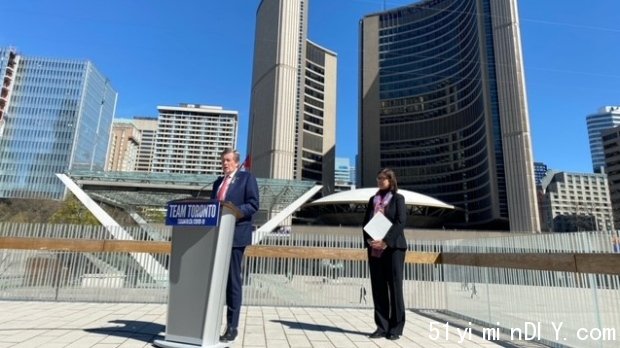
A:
[
  {"left": 107, "top": 119, "right": 141, "bottom": 172},
  {"left": 586, "top": 106, "right": 620, "bottom": 173},
  {"left": 601, "top": 126, "right": 620, "bottom": 228},
  {"left": 247, "top": 0, "right": 337, "bottom": 194},
  {"left": 0, "top": 47, "right": 117, "bottom": 199},
  {"left": 539, "top": 171, "right": 614, "bottom": 232},
  {"left": 360, "top": 0, "right": 540, "bottom": 231},
  {"left": 151, "top": 104, "right": 237, "bottom": 175},
  {"left": 133, "top": 116, "right": 158, "bottom": 172}
]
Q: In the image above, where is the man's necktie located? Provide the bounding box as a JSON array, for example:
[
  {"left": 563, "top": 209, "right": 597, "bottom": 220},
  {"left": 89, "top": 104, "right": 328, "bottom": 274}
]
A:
[{"left": 217, "top": 175, "right": 231, "bottom": 201}]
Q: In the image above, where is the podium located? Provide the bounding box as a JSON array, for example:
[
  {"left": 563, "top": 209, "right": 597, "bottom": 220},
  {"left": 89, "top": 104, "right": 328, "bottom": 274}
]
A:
[{"left": 154, "top": 198, "right": 241, "bottom": 348}]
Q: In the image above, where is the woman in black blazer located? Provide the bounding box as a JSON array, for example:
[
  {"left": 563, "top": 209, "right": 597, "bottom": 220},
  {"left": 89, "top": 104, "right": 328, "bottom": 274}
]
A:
[{"left": 362, "top": 168, "right": 407, "bottom": 340}]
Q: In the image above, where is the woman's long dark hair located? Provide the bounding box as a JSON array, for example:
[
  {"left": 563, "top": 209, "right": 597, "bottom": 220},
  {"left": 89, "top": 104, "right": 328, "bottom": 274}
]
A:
[{"left": 377, "top": 168, "right": 398, "bottom": 193}]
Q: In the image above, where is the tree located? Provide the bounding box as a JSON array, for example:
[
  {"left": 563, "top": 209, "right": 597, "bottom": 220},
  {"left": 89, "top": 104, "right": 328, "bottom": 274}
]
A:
[
  {"left": 49, "top": 195, "right": 99, "bottom": 225},
  {"left": 0, "top": 198, "right": 61, "bottom": 223}
]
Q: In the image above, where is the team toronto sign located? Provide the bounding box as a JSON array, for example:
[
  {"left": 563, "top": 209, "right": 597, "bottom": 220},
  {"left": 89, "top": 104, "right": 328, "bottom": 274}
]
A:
[{"left": 165, "top": 201, "right": 220, "bottom": 226}]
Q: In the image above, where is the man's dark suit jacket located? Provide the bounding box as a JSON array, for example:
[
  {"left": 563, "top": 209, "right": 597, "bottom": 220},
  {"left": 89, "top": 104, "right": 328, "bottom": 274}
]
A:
[
  {"left": 362, "top": 192, "right": 407, "bottom": 249},
  {"left": 210, "top": 170, "right": 260, "bottom": 247}
]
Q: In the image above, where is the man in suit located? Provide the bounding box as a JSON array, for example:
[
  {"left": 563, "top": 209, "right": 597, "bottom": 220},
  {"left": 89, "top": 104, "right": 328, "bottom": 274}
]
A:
[{"left": 210, "top": 148, "right": 260, "bottom": 343}]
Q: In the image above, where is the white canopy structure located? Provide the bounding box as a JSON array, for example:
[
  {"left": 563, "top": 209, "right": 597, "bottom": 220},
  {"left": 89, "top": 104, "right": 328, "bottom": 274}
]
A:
[
  {"left": 306, "top": 188, "right": 455, "bottom": 209},
  {"left": 298, "top": 188, "right": 457, "bottom": 228}
]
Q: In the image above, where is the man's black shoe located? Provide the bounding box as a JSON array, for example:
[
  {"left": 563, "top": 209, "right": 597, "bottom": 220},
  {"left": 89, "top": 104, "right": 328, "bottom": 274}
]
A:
[
  {"left": 386, "top": 333, "right": 400, "bottom": 340},
  {"left": 220, "top": 327, "right": 238, "bottom": 342},
  {"left": 368, "top": 329, "right": 385, "bottom": 338}
]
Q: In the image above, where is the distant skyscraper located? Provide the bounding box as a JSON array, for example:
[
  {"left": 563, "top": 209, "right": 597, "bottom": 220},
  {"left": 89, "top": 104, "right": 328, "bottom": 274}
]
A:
[
  {"left": 539, "top": 171, "right": 613, "bottom": 232},
  {"left": 360, "top": 0, "right": 540, "bottom": 232},
  {"left": 334, "top": 157, "right": 355, "bottom": 191},
  {"left": 133, "top": 116, "right": 158, "bottom": 172},
  {"left": 151, "top": 104, "right": 237, "bottom": 175},
  {"left": 247, "top": 0, "right": 337, "bottom": 194},
  {"left": 107, "top": 119, "right": 141, "bottom": 172},
  {"left": 534, "top": 162, "right": 548, "bottom": 186},
  {"left": 0, "top": 47, "right": 117, "bottom": 199},
  {"left": 586, "top": 106, "right": 620, "bottom": 173}
]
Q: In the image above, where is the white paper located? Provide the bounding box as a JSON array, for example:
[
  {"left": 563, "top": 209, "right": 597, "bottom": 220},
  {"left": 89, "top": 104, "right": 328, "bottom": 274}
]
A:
[{"left": 363, "top": 212, "right": 393, "bottom": 241}]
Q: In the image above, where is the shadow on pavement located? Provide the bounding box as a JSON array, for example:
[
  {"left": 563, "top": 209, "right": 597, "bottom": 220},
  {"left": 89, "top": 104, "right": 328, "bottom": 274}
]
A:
[
  {"left": 84, "top": 320, "right": 164, "bottom": 343},
  {"left": 271, "top": 320, "right": 367, "bottom": 336}
]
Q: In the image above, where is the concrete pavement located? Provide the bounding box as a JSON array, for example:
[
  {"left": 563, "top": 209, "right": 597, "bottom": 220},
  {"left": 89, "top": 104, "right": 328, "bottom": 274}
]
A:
[{"left": 0, "top": 301, "right": 504, "bottom": 348}]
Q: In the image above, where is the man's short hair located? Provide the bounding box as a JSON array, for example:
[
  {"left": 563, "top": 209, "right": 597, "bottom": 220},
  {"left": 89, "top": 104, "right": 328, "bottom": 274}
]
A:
[{"left": 220, "top": 148, "right": 241, "bottom": 163}]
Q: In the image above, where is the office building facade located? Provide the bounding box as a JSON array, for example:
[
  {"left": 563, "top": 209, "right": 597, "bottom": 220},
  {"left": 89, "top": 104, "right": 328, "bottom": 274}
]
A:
[
  {"left": 360, "top": 0, "right": 539, "bottom": 231},
  {"left": 299, "top": 40, "right": 336, "bottom": 192},
  {"left": 534, "top": 162, "right": 548, "bottom": 186},
  {"left": 601, "top": 126, "right": 620, "bottom": 228},
  {"left": 106, "top": 119, "right": 141, "bottom": 172},
  {"left": 133, "top": 116, "right": 158, "bottom": 172},
  {"left": 334, "top": 157, "right": 356, "bottom": 192},
  {"left": 151, "top": 104, "right": 237, "bottom": 175},
  {"left": 0, "top": 47, "right": 117, "bottom": 200},
  {"left": 539, "top": 171, "right": 614, "bottom": 232},
  {"left": 586, "top": 106, "right": 620, "bottom": 173},
  {"left": 247, "top": 0, "right": 336, "bottom": 194}
]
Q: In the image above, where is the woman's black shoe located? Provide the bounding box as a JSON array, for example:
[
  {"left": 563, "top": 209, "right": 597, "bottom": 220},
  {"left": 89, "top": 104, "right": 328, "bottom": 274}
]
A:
[
  {"left": 368, "top": 329, "right": 385, "bottom": 338},
  {"left": 386, "top": 333, "right": 400, "bottom": 340}
]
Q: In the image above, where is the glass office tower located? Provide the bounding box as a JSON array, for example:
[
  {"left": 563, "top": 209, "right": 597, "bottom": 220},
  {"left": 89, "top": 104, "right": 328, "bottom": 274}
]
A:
[
  {"left": 586, "top": 106, "right": 620, "bottom": 173},
  {"left": 360, "top": 0, "right": 539, "bottom": 231},
  {"left": 0, "top": 48, "right": 117, "bottom": 200}
]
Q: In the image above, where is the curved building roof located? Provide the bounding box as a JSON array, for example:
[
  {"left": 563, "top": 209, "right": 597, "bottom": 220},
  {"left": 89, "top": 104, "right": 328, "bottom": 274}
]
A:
[
  {"left": 306, "top": 188, "right": 455, "bottom": 210},
  {"left": 297, "top": 188, "right": 457, "bottom": 228}
]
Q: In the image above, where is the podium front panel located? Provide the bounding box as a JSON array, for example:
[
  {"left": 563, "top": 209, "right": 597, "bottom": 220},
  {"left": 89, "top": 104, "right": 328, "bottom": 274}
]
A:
[
  {"left": 165, "top": 225, "right": 218, "bottom": 344},
  {"left": 156, "top": 201, "right": 238, "bottom": 348}
]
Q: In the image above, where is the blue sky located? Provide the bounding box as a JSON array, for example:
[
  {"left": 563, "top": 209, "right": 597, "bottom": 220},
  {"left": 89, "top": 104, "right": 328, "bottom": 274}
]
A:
[{"left": 1, "top": 0, "right": 620, "bottom": 173}]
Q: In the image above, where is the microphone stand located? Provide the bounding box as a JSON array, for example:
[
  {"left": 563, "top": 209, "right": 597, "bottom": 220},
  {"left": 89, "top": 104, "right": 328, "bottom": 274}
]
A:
[{"left": 193, "top": 182, "right": 212, "bottom": 198}]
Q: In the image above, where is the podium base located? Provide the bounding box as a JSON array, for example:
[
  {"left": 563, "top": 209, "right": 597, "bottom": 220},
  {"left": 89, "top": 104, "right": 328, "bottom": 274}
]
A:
[{"left": 153, "top": 339, "right": 231, "bottom": 348}]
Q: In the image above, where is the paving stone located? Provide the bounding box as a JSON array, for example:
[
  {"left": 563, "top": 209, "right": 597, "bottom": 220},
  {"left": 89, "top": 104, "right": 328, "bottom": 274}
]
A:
[{"left": 0, "top": 301, "right": 505, "bottom": 348}]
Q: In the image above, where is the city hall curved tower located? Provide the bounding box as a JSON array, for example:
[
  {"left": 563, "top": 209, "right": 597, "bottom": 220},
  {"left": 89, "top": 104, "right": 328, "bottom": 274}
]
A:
[{"left": 360, "top": 0, "right": 540, "bottom": 231}]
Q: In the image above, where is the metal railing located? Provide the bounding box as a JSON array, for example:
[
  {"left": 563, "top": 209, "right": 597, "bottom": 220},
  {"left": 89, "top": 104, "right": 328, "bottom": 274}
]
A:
[{"left": 0, "top": 223, "right": 619, "bottom": 347}]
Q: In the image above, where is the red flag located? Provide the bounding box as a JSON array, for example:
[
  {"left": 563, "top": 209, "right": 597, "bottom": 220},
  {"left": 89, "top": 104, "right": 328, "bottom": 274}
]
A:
[{"left": 242, "top": 154, "right": 252, "bottom": 171}]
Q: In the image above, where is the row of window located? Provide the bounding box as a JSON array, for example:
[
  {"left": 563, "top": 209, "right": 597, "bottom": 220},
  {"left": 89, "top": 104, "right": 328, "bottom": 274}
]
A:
[
  {"left": 379, "top": 21, "right": 477, "bottom": 69},
  {"left": 159, "top": 112, "right": 237, "bottom": 118},
  {"left": 303, "top": 123, "right": 323, "bottom": 135},
  {"left": 378, "top": 0, "right": 469, "bottom": 38},
  {"left": 379, "top": 36, "right": 478, "bottom": 85}
]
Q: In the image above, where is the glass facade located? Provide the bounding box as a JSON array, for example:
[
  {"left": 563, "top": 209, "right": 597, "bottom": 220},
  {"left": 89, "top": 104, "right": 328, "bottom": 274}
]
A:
[
  {"left": 361, "top": 0, "right": 544, "bottom": 231},
  {"left": 534, "top": 162, "right": 548, "bottom": 186},
  {"left": 334, "top": 157, "right": 355, "bottom": 191},
  {"left": 586, "top": 106, "right": 620, "bottom": 173},
  {"left": 369, "top": 0, "right": 501, "bottom": 224},
  {"left": 0, "top": 48, "right": 117, "bottom": 200}
]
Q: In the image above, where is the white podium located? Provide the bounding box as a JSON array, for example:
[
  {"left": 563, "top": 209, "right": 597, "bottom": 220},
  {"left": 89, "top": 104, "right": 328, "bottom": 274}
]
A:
[{"left": 154, "top": 198, "right": 241, "bottom": 348}]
